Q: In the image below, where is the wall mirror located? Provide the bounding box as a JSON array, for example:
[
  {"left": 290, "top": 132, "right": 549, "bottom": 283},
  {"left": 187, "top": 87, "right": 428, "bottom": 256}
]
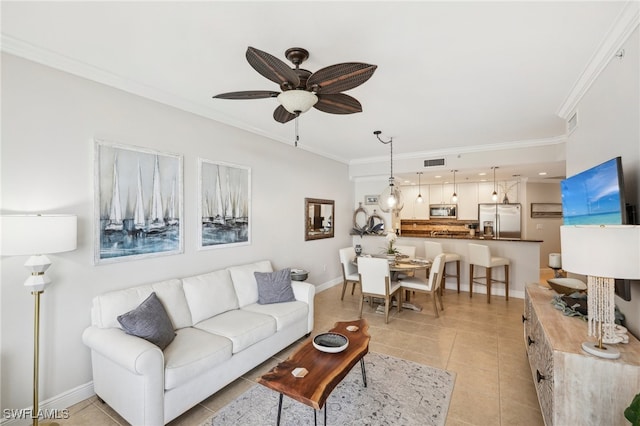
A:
[{"left": 305, "top": 198, "right": 334, "bottom": 241}]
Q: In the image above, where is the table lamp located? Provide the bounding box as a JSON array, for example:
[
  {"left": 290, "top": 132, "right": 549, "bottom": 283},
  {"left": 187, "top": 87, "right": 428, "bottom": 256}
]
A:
[
  {"left": 560, "top": 225, "right": 640, "bottom": 359},
  {"left": 0, "top": 214, "right": 77, "bottom": 426}
]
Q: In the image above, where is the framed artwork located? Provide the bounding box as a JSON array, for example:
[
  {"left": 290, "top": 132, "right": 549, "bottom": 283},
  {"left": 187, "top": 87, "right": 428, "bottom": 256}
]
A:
[
  {"left": 198, "top": 158, "right": 251, "bottom": 249},
  {"left": 364, "top": 194, "right": 379, "bottom": 205},
  {"left": 94, "top": 140, "right": 184, "bottom": 264},
  {"left": 531, "top": 203, "right": 563, "bottom": 218}
]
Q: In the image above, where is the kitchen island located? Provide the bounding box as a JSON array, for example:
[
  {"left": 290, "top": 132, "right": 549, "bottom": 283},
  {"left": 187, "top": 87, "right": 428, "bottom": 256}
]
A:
[{"left": 351, "top": 233, "right": 541, "bottom": 299}]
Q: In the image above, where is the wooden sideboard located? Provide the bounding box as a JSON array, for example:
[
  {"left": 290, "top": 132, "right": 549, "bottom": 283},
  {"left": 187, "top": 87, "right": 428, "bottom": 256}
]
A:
[{"left": 524, "top": 283, "right": 640, "bottom": 425}]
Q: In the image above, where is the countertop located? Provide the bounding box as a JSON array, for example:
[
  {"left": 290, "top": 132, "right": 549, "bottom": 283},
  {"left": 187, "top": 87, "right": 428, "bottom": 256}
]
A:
[{"left": 398, "top": 233, "right": 542, "bottom": 243}]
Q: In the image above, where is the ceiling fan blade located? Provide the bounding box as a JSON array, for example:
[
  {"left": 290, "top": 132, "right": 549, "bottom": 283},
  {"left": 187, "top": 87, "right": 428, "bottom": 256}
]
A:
[
  {"left": 273, "top": 105, "right": 297, "bottom": 123},
  {"left": 213, "top": 90, "right": 279, "bottom": 100},
  {"left": 246, "top": 47, "right": 300, "bottom": 89},
  {"left": 307, "top": 63, "right": 377, "bottom": 94},
  {"left": 314, "top": 94, "right": 362, "bottom": 114}
]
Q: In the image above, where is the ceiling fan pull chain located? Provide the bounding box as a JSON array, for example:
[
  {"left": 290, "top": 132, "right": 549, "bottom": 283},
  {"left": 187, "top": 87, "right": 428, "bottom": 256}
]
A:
[{"left": 295, "top": 113, "right": 300, "bottom": 147}]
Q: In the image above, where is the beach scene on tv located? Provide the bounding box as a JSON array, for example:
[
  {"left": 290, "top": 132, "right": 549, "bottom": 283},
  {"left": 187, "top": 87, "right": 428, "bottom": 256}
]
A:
[{"left": 561, "top": 157, "right": 626, "bottom": 225}]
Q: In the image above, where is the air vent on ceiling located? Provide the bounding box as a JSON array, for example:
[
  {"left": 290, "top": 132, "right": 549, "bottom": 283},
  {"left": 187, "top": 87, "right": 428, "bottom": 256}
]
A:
[
  {"left": 567, "top": 111, "right": 578, "bottom": 134},
  {"left": 424, "top": 158, "right": 446, "bottom": 168}
]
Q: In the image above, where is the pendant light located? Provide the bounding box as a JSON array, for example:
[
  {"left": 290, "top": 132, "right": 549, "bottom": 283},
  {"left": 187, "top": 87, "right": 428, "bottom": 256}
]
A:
[
  {"left": 491, "top": 166, "right": 499, "bottom": 202},
  {"left": 374, "top": 130, "right": 404, "bottom": 213},
  {"left": 416, "top": 172, "right": 424, "bottom": 203},
  {"left": 451, "top": 170, "right": 458, "bottom": 203}
]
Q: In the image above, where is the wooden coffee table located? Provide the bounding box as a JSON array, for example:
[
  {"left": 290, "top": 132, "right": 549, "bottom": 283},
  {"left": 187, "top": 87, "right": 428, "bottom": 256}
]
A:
[{"left": 257, "top": 319, "right": 370, "bottom": 425}]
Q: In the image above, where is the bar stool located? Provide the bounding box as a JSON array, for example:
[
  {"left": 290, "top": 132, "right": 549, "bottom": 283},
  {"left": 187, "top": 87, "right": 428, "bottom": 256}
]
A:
[
  {"left": 424, "top": 241, "right": 461, "bottom": 293},
  {"left": 468, "top": 243, "right": 510, "bottom": 303}
]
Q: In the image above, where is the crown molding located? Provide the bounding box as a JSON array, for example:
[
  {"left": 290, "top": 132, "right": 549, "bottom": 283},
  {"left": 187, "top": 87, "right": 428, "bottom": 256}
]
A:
[
  {"left": 349, "top": 135, "right": 566, "bottom": 166},
  {"left": 1, "top": 35, "right": 350, "bottom": 163},
  {"left": 556, "top": 1, "right": 640, "bottom": 119}
]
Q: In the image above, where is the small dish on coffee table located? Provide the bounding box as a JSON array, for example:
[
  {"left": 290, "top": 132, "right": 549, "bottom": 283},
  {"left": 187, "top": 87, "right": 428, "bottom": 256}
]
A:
[{"left": 313, "top": 332, "right": 349, "bottom": 353}]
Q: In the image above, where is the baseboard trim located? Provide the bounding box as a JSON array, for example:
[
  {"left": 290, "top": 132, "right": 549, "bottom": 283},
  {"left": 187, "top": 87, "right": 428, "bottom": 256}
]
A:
[{"left": 0, "top": 382, "right": 95, "bottom": 425}]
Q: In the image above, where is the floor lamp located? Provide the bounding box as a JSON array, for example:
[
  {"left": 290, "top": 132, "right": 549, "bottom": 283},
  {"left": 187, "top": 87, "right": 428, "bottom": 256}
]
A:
[
  {"left": 0, "top": 214, "right": 77, "bottom": 426},
  {"left": 560, "top": 224, "right": 640, "bottom": 359}
]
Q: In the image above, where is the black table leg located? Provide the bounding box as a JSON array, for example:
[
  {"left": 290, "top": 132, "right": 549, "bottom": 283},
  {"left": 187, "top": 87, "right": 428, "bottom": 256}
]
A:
[
  {"left": 313, "top": 408, "right": 317, "bottom": 426},
  {"left": 360, "top": 358, "right": 367, "bottom": 387},
  {"left": 324, "top": 403, "right": 327, "bottom": 425},
  {"left": 277, "top": 393, "right": 283, "bottom": 426}
]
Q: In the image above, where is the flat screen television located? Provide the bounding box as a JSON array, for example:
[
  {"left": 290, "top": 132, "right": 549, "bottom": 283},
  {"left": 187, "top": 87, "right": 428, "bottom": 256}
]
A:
[{"left": 561, "top": 157, "right": 627, "bottom": 225}]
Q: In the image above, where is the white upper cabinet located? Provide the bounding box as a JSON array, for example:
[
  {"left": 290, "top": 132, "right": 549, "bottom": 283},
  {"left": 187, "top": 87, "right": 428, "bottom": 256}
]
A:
[{"left": 456, "top": 182, "right": 479, "bottom": 219}]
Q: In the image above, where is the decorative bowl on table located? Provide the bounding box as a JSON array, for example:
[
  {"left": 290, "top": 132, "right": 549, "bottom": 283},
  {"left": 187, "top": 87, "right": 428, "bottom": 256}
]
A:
[
  {"left": 290, "top": 269, "right": 309, "bottom": 281},
  {"left": 313, "top": 332, "right": 349, "bottom": 353},
  {"left": 547, "top": 278, "right": 587, "bottom": 295}
]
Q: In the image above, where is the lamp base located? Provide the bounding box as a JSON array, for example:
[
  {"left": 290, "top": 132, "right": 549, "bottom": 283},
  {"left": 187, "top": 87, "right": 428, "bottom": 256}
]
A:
[{"left": 581, "top": 341, "right": 620, "bottom": 359}]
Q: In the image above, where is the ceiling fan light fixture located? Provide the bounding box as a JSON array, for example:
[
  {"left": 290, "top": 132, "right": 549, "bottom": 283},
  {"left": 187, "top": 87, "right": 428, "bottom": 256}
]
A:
[{"left": 277, "top": 90, "right": 318, "bottom": 114}]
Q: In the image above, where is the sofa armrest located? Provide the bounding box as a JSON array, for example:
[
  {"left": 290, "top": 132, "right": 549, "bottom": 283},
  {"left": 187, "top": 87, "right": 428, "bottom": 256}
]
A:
[
  {"left": 82, "top": 326, "right": 164, "bottom": 375},
  {"left": 291, "top": 281, "right": 315, "bottom": 333}
]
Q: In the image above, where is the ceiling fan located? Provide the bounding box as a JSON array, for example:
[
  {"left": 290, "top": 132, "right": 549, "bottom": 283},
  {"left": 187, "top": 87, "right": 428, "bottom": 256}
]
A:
[{"left": 213, "top": 46, "right": 377, "bottom": 128}]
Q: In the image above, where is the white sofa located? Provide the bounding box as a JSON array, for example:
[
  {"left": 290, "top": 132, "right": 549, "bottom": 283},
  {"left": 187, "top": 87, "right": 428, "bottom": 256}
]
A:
[{"left": 82, "top": 260, "right": 315, "bottom": 426}]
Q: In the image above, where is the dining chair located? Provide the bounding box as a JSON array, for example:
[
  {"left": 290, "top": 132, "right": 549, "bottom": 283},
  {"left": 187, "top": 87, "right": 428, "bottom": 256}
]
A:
[
  {"left": 338, "top": 247, "right": 360, "bottom": 300},
  {"left": 357, "top": 257, "right": 402, "bottom": 324},
  {"left": 424, "top": 241, "right": 461, "bottom": 294},
  {"left": 399, "top": 254, "right": 446, "bottom": 317},
  {"left": 468, "top": 243, "right": 510, "bottom": 303}
]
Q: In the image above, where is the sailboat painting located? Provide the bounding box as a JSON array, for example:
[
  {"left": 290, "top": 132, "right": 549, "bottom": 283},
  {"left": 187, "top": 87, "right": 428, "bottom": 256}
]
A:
[
  {"left": 94, "top": 141, "right": 184, "bottom": 264},
  {"left": 198, "top": 159, "right": 250, "bottom": 249}
]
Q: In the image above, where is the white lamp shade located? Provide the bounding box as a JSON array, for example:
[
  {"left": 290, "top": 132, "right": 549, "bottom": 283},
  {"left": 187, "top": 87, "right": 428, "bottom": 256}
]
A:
[
  {"left": 560, "top": 225, "right": 640, "bottom": 279},
  {"left": 0, "top": 214, "right": 77, "bottom": 256},
  {"left": 277, "top": 90, "right": 318, "bottom": 114}
]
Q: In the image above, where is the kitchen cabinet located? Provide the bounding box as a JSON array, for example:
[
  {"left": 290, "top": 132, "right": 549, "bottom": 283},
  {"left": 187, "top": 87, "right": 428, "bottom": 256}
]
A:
[{"left": 456, "top": 182, "right": 478, "bottom": 220}]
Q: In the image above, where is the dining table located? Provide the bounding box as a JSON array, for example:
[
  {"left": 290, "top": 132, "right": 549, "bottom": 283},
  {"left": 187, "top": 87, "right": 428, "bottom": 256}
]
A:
[{"left": 352, "top": 255, "right": 431, "bottom": 311}]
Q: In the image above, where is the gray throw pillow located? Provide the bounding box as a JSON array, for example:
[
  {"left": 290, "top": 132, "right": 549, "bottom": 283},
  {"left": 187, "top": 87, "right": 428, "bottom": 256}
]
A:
[
  {"left": 254, "top": 268, "right": 296, "bottom": 304},
  {"left": 117, "top": 292, "right": 176, "bottom": 350}
]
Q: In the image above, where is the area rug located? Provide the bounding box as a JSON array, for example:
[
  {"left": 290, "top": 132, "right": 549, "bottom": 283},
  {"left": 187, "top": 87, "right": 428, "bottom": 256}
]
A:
[{"left": 203, "top": 352, "right": 455, "bottom": 426}]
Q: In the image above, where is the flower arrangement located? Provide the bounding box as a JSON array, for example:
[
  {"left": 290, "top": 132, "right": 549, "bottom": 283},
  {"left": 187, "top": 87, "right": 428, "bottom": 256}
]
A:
[{"left": 383, "top": 231, "right": 399, "bottom": 255}]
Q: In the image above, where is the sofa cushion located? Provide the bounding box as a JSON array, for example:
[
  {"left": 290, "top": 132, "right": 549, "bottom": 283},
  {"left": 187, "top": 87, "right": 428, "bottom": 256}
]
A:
[
  {"left": 91, "top": 279, "right": 193, "bottom": 329},
  {"left": 163, "top": 327, "right": 233, "bottom": 390},
  {"left": 227, "top": 260, "right": 273, "bottom": 308},
  {"left": 182, "top": 269, "right": 238, "bottom": 324},
  {"left": 255, "top": 268, "right": 296, "bottom": 304},
  {"left": 117, "top": 292, "right": 176, "bottom": 350},
  {"left": 194, "top": 310, "right": 276, "bottom": 354},
  {"left": 242, "top": 301, "right": 309, "bottom": 331}
]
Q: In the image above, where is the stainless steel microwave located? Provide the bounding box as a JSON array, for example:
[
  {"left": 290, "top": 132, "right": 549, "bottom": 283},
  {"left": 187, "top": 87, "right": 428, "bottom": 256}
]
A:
[{"left": 429, "top": 204, "right": 457, "bottom": 219}]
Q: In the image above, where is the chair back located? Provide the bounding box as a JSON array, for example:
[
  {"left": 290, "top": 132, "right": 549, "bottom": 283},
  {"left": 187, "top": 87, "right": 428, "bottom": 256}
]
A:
[
  {"left": 339, "top": 247, "right": 358, "bottom": 276},
  {"left": 358, "top": 257, "right": 391, "bottom": 296},
  {"left": 395, "top": 245, "right": 416, "bottom": 259},
  {"left": 424, "top": 241, "right": 444, "bottom": 260},
  {"left": 428, "top": 253, "right": 446, "bottom": 291},
  {"left": 468, "top": 244, "right": 492, "bottom": 267}
]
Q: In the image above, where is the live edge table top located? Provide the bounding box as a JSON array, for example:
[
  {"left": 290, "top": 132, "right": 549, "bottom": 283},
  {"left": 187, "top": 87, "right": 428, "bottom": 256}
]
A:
[{"left": 257, "top": 319, "right": 371, "bottom": 410}]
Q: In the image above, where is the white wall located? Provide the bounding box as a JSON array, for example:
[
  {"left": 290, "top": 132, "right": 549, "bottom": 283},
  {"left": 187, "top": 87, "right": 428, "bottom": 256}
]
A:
[
  {"left": 565, "top": 27, "right": 640, "bottom": 337},
  {"left": 0, "top": 54, "right": 352, "bottom": 413}
]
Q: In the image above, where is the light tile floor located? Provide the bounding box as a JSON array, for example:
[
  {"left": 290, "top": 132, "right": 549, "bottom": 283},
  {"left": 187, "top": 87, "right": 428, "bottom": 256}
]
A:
[{"left": 59, "top": 272, "right": 552, "bottom": 426}]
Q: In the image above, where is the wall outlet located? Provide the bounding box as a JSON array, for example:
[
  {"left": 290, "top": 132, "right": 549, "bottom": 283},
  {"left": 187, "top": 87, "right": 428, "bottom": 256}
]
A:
[
  {"left": 323, "top": 264, "right": 326, "bottom": 272},
  {"left": 536, "top": 223, "right": 543, "bottom": 230}
]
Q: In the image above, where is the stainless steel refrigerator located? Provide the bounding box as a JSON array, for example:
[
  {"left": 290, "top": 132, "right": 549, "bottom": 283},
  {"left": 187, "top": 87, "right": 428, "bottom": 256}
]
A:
[{"left": 478, "top": 203, "right": 522, "bottom": 239}]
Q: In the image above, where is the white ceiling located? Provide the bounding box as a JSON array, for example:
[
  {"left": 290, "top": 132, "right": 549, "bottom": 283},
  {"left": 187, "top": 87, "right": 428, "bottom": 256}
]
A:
[{"left": 1, "top": 1, "right": 632, "bottom": 184}]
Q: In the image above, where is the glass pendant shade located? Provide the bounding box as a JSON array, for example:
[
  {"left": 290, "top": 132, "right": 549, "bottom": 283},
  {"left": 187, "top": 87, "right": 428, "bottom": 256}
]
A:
[
  {"left": 416, "top": 193, "right": 424, "bottom": 203},
  {"left": 277, "top": 90, "right": 318, "bottom": 114},
  {"left": 379, "top": 177, "right": 404, "bottom": 213},
  {"left": 491, "top": 191, "right": 498, "bottom": 202},
  {"left": 451, "top": 193, "right": 458, "bottom": 203}
]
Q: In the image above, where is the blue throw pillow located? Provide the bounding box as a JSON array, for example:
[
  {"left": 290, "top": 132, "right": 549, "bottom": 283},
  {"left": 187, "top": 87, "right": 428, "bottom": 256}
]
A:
[
  {"left": 117, "top": 292, "right": 176, "bottom": 350},
  {"left": 254, "top": 268, "right": 296, "bottom": 304}
]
